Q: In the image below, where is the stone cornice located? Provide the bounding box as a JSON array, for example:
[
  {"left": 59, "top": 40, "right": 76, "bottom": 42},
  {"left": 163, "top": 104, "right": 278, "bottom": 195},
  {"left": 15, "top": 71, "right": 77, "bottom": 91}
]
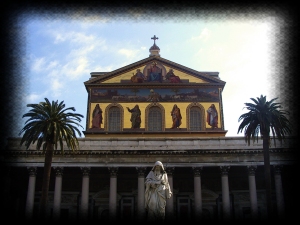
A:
[
  {"left": 2, "top": 137, "right": 296, "bottom": 168},
  {"left": 5, "top": 136, "right": 295, "bottom": 151},
  {"left": 0, "top": 148, "right": 293, "bottom": 156}
]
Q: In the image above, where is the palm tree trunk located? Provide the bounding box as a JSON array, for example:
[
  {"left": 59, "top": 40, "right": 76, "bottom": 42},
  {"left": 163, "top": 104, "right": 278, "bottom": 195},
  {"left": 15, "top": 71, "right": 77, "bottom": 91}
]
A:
[
  {"left": 39, "top": 142, "right": 54, "bottom": 220},
  {"left": 263, "top": 135, "right": 273, "bottom": 220}
]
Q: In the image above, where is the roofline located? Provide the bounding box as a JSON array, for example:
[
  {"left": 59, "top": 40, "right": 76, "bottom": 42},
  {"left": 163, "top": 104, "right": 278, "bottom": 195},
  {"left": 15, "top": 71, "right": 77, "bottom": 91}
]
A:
[{"left": 84, "top": 56, "right": 225, "bottom": 85}]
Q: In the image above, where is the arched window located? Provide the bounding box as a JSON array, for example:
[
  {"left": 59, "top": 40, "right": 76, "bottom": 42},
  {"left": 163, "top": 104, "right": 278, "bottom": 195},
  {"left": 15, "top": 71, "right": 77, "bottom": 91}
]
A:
[
  {"left": 189, "top": 106, "right": 201, "bottom": 131},
  {"left": 186, "top": 103, "right": 205, "bottom": 131},
  {"left": 148, "top": 106, "right": 162, "bottom": 131},
  {"left": 108, "top": 106, "right": 121, "bottom": 131}
]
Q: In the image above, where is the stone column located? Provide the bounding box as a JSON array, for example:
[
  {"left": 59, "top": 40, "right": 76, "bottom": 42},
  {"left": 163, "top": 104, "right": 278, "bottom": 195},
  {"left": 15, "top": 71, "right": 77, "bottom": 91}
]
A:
[
  {"left": 80, "top": 167, "right": 91, "bottom": 221},
  {"left": 165, "top": 167, "right": 174, "bottom": 222},
  {"left": 193, "top": 167, "right": 203, "bottom": 222},
  {"left": 136, "top": 167, "right": 146, "bottom": 222},
  {"left": 25, "top": 167, "right": 37, "bottom": 220},
  {"left": 52, "top": 167, "right": 64, "bottom": 221},
  {"left": 220, "top": 166, "right": 231, "bottom": 221},
  {"left": 108, "top": 167, "right": 118, "bottom": 223},
  {"left": 274, "top": 165, "right": 285, "bottom": 219},
  {"left": 247, "top": 166, "right": 258, "bottom": 221}
]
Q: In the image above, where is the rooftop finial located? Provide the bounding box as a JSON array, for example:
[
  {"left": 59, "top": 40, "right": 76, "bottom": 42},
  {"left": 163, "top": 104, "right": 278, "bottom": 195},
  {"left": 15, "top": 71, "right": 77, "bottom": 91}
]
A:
[
  {"left": 149, "top": 35, "right": 160, "bottom": 57},
  {"left": 151, "top": 35, "right": 159, "bottom": 44}
]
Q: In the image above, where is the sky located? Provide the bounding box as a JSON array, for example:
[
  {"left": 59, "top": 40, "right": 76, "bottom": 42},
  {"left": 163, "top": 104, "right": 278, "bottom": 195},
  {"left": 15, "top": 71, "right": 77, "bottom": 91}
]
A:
[{"left": 15, "top": 10, "right": 290, "bottom": 138}]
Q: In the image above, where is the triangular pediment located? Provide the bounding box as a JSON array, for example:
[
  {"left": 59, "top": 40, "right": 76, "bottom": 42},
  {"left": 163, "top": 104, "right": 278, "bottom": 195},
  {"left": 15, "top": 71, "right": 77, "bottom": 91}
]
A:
[{"left": 84, "top": 56, "right": 225, "bottom": 86}]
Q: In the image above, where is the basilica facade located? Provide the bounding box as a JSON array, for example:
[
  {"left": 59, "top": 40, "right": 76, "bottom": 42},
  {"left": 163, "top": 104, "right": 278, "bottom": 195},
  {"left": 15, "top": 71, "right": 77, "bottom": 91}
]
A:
[{"left": 0, "top": 37, "right": 297, "bottom": 223}]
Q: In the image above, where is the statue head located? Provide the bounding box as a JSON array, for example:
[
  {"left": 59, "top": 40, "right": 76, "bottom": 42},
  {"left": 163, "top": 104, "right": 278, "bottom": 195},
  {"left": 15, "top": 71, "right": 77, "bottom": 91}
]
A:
[{"left": 151, "top": 161, "right": 165, "bottom": 172}]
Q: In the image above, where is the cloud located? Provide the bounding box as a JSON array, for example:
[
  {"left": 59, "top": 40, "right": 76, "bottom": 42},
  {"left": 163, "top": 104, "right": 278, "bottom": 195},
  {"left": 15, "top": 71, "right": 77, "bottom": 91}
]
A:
[
  {"left": 24, "top": 93, "right": 44, "bottom": 103},
  {"left": 117, "top": 48, "right": 139, "bottom": 58},
  {"left": 53, "top": 30, "right": 108, "bottom": 52},
  {"left": 33, "top": 47, "right": 95, "bottom": 82},
  {"left": 51, "top": 30, "right": 102, "bottom": 47},
  {"left": 47, "top": 69, "right": 60, "bottom": 78},
  {"left": 52, "top": 79, "right": 63, "bottom": 90},
  {"left": 32, "top": 57, "right": 46, "bottom": 72},
  {"left": 31, "top": 56, "right": 59, "bottom": 73},
  {"left": 37, "top": 68, "right": 66, "bottom": 97},
  {"left": 46, "top": 60, "right": 59, "bottom": 70},
  {"left": 69, "top": 32, "right": 96, "bottom": 44},
  {"left": 50, "top": 79, "right": 64, "bottom": 97},
  {"left": 53, "top": 33, "right": 66, "bottom": 44},
  {"left": 62, "top": 57, "right": 90, "bottom": 79},
  {"left": 189, "top": 28, "right": 210, "bottom": 42},
  {"left": 67, "top": 45, "right": 95, "bottom": 58}
]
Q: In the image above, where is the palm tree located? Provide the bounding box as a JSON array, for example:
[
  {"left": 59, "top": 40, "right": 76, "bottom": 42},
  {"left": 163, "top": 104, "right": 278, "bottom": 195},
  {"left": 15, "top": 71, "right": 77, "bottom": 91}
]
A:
[
  {"left": 19, "top": 98, "right": 84, "bottom": 220},
  {"left": 237, "top": 95, "right": 292, "bottom": 220}
]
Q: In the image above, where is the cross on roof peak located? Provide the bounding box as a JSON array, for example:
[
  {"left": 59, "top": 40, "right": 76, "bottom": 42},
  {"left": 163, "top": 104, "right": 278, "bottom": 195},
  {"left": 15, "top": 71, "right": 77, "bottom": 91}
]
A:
[{"left": 151, "top": 35, "right": 159, "bottom": 44}]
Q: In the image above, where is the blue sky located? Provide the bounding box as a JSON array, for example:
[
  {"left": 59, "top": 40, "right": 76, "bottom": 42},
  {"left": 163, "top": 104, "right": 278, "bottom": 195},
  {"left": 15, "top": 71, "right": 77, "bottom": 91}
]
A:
[{"left": 18, "top": 13, "right": 286, "bottom": 137}]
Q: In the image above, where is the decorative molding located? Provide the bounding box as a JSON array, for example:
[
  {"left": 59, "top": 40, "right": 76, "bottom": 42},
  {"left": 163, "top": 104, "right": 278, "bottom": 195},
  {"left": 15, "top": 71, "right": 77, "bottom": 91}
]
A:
[
  {"left": 220, "top": 166, "right": 230, "bottom": 175},
  {"left": 192, "top": 167, "right": 203, "bottom": 176},
  {"left": 54, "top": 167, "right": 64, "bottom": 176},
  {"left": 80, "top": 167, "right": 91, "bottom": 176},
  {"left": 136, "top": 167, "right": 147, "bottom": 177},
  {"left": 4, "top": 148, "right": 291, "bottom": 156},
  {"left": 27, "top": 167, "right": 37, "bottom": 176},
  {"left": 247, "top": 165, "right": 257, "bottom": 175},
  {"left": 108, "top": 167, "right": 118, "bottom": 177}
]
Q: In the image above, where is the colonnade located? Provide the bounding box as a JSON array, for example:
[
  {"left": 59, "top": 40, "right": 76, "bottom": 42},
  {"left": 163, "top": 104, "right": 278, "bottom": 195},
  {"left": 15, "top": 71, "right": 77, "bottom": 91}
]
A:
[{"left": 23, "top": 165, "right": 285, "bottom": 222}]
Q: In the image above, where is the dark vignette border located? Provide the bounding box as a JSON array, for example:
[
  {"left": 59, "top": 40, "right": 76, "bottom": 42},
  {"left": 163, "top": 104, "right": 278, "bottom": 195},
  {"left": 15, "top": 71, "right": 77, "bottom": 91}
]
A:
[{"left": 0, "top": 1, "right": 299, "bottom": 224}]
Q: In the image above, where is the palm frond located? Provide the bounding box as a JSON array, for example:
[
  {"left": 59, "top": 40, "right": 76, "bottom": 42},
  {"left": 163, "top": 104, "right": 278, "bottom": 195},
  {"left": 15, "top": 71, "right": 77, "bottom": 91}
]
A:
[
  {"left": 19, "top": 98, "right": 84, "bottom": 152},
  {"left": 237, "top": 95, "right": 292, "bottom": 145}
]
